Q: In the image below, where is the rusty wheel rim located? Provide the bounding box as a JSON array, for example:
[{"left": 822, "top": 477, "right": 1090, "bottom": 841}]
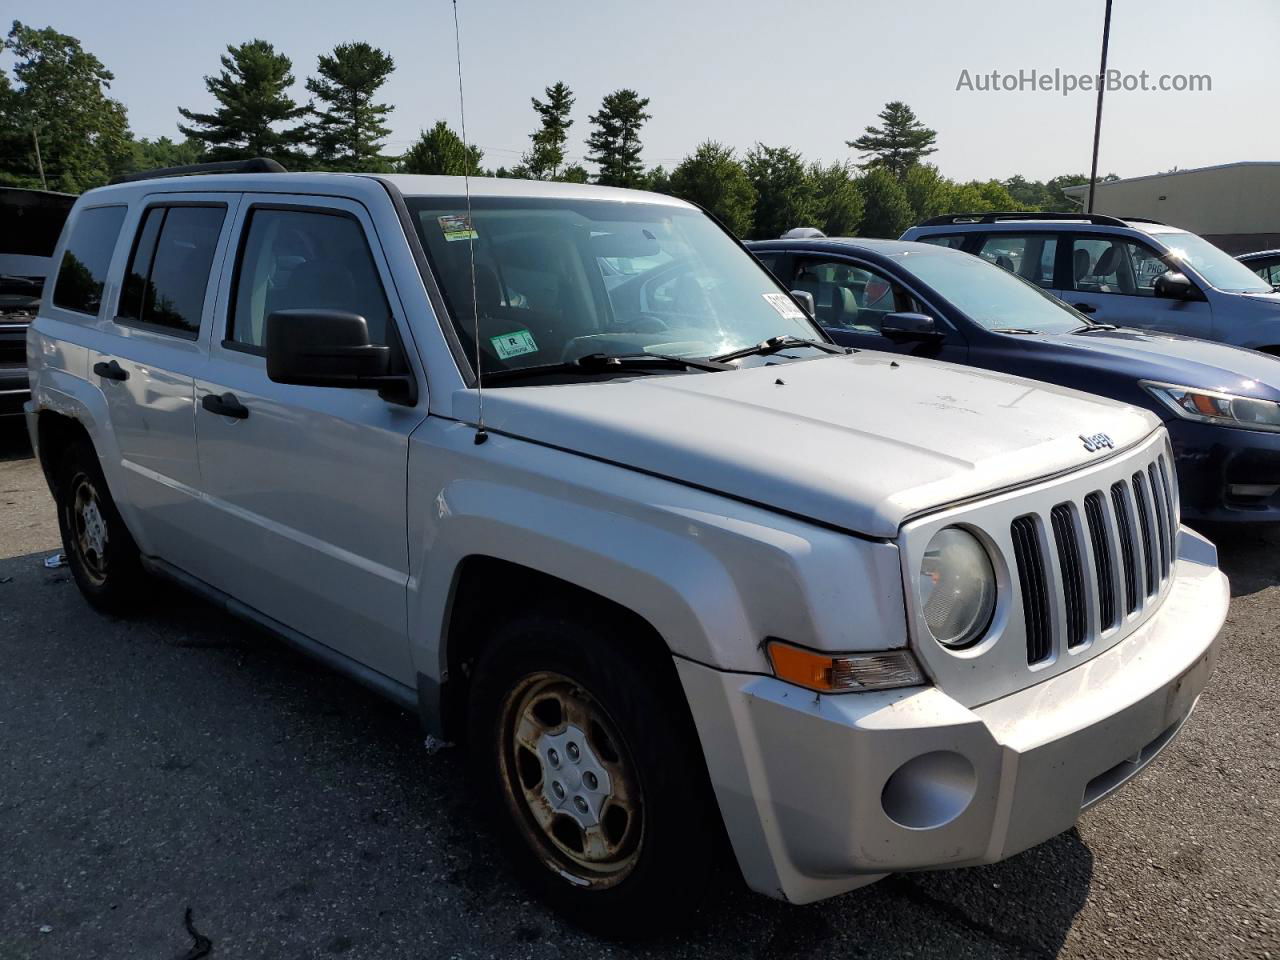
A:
[
  {"left": 498, "top": 671, "right": 644, "bottom": 888},
  {"left": 68, "top": 474, "right": 109, "bottom": 587}
]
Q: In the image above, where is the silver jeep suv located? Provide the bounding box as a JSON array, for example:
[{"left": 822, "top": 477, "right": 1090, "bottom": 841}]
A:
[{"left": 26, "top": 165, "right": 1228, "bottom": 935}]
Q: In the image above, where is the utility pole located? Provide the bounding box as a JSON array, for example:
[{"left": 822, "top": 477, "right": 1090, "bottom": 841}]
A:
[
  {"left": 1087, "top": 0, "right": 1114, "bottom": 213},
  {"left": 32, "top": 127, "right": 48, "bottom": 191}
]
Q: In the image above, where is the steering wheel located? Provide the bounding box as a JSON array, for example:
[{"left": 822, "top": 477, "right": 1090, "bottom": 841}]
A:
[{"left": 611, "top": 313, "right": 670, "bottom": 334}]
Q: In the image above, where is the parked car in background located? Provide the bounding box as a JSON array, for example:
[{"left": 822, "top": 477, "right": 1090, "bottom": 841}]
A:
[
  {"left": 750, "top": 234, "right": 1280, "bottom": 522},
  {"left": 27, "top": 165, "right": 1227, "bottom": 935},
  {"left": 900, "top": 213, "right": 1280, "bottom": 354},
  {"left": 1, "top": 186, "right": 76, "bottom": 417},
  {"left": 1237, "top": 249, "right": 1280, "bottom": 289}
]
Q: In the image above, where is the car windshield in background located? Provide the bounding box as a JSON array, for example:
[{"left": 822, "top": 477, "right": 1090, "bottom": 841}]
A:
[
  {"left": 406, "top": 196, "right": 819, "bottom": 375},
  {"left": 896, "top": 247, "right": 1087, "bottom": 334},
  {"left": 1158, "top": 231, "right": 1273, "bottom": 294}
]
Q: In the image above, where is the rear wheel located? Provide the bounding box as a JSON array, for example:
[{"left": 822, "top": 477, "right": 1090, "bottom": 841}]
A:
[
  {"left": 54, "top": 439, "right": 144, "bottom": 613},
  {"left": 467, "top": 611, "right": 718, "bottom": 937}
]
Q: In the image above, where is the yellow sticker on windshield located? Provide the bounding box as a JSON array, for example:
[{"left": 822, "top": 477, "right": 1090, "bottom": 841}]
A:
[
  {"left": 439, "top": 214, "right": 478, "bottom": 242},
  {"left": 491, "top": 329, "right": 538, "bottom": 359}
]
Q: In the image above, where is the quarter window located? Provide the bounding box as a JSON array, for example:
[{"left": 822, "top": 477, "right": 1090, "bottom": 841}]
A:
[
  {"left": 1068, "top": 236, "right": 1168, "bottom": 296},
  {"left": 229, "top": 208, "right": 393, "bottom": 350},
  {"left": 118, "top": 205, "right": 226, "bottom": 337},
  {"left": 52, "top": 205, "right": 127, "bottom": 315},
  {"left": 975, "top": 234, "right": 1058, "bottom": 288}
]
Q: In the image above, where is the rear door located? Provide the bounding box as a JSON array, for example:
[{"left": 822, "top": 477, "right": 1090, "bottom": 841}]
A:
[
  {"left": 1062, "top": 232, "right": 1213, "bottom": 337},
  {"left": 90, "top": 194, "right": 237, "bottom": 565},
  {"left": 970, "top": 232, "right": 1066, "bottom": 300},
  {"left": 192, "top": 194, "right": 426, "bottom": 685}
]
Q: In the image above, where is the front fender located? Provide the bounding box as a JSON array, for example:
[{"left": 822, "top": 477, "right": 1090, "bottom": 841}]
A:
[{"left": 406, "top": 418, "right": 908, "bottom": 686}]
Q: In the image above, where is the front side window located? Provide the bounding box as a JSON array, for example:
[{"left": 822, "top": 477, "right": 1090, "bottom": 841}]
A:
[
  {"left": 895, "top": 247, "right": 1087, "bottom": 335},
  {"left": 1068, "top": 236, "right": 1172, "bottom": 297},
  {"left": 229, "top": 208, "right": 393, "bottom": 350},
  {"left": 792, "top": 258, "right": 910, "bottom": 333},
  {"left": 1248, "top": 257, "right": 1280, "bottom": 288},
  {"left": 976, "top": 234, "right": 1058, "bottom": 288},
  {"left": 118, "top": 205, "right": 226, "bottom": 337},
  {"left": 52, "top": 205, "right": 127, "bottom": 315},
  {"left": 406, "top": 197, "right": 820, "bottom": 374},
  {"left": 1157, "top": 231, "right": 1273, "bottom": 293}
]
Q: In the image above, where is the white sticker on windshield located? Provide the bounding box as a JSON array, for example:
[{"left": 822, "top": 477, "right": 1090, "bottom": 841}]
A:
[
  {"left": 491, "top": 329, "right": 538, "bottom": 360},
  {"left": 763, "top": 292, "right": 806, "bottom": 321},
  {"left": 439, "top": 214, "right": 478, "bottom": 242}
]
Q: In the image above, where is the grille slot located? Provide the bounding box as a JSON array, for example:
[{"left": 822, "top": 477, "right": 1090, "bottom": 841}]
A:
[
  {"left": 1011, "top": 515, "right": 1052, "bottom": 664},
  {"left": 1050, "top": 503, "right": 1087, "bottom": 649},
  {"left": 1148, "top": 463, "right": 1170, "bottom": 578},
  {"left": 1157, "top": 456, "right": 1178, "bottom": 563},
  {"left": 1111, "top": 482, "right": 1140, "bottom": 615},
  {"left": 1083, "top": 492, "right": 1117, "bottom": 632},
  {"left": 1132, "top": 472, "right": 1157, "bottom": 597}
]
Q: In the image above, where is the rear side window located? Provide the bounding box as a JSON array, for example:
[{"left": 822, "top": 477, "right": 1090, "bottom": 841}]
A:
[
  {"left": 976, "top": 234, "right": 1058, "bottom": 288},
  {"left": 52, "top": 205, "right": 127, "bottom": 315},
  {"left": 917, "top": 234, "right": 967, "bottom": 249},
  {"left": 118, "top": 205, "right": 226, "bottom": 338},
  {"left": 229, "top": 207, "right": 392, "bottom": 351}
]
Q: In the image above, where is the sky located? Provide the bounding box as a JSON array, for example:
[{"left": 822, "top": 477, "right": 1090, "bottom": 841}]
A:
[{"left": 11, "top": 0, "right": 1279, "bottom": 182}]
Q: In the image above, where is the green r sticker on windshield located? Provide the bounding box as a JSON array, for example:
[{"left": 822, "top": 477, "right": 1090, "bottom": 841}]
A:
[
  {"left": 763, "top": 292, "right": 806, "bottom": 320},
  {"left": 438, "top": 214, "right": 478, "bottom": 242},
  {"left": 491, "top": 329, "right": 538, "bottom": 360}
]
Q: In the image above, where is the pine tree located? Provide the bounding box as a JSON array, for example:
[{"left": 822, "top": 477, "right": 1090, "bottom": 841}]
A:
[
  {"left": 667, "top": 142, "right": 756, "bottom": 237},
  {"left": 857, "top": 167, "right": 915, "bottom": 238},
  {"left": 744, "top": 144, "right": 818, "bottom": 240},
  {"left": 848, "top": 101, "right": 937, "bottom": 178},
  {"left": 398, "top": 121, "right": 483, "bottom": 176},
  {"left": 808, "top": 161, "right": 863, "bottom": 237},
  {"left": 305, "top": 42, "right": 395, "bottom": 172},
  {"left": 177, "top": 39, "right": 308, "bottom": 164},
  {"left": 524, "top": 81, "right": 574, "bottom": 180},
  {"left": 585, "top": 89, "right": 651, "bottom": 188}
]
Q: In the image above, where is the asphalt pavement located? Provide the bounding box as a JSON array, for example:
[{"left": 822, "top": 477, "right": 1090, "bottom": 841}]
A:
[{"left": 1, "top": 417, "right": 1277, "bottom": 959}]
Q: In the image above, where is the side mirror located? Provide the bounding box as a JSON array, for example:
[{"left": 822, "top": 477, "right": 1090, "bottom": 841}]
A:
[
  {"left": 881, "top": 312, "right": 944, "bottom": 341},
  {"left": 1153, "top": 271, "right": 1201, "bottom": 301},
  {"left": 265, "top": 310, "right": 415, "bottom": 404},
  {"left": 789, "top": 289, "right": 816, "bottom": 318}
]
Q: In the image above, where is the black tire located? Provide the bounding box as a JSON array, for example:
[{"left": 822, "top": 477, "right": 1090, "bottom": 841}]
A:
[
  {"left": 467, "top": 610, "right": 719, "bottom": 938},
  {"left": 54, "top": 438, "right": 145, "bottom": 614}
]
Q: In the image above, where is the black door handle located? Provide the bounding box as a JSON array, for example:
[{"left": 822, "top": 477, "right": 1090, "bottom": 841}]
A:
[
  {"left": 1072, "top": 302, "right": 1099, "bottom": 314},
  {"left": 201, "top": 392, "right": 250, "bottom": 420},
  {"left": 93, "top": 359, "right": 129, "bottom": 382}
]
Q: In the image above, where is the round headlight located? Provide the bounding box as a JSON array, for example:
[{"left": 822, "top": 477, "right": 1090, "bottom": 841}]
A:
[{"left": 919, "top": 527, "right": 997, "bottom": 649}]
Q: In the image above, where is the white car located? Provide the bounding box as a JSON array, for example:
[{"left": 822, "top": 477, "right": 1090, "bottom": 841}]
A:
[{"left": 26, "top": 164, "right": 1228, "bottom": 936}]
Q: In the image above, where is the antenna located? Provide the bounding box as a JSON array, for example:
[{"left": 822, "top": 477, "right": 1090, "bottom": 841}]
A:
[{"left": 452, "top": 0, "right": 487, "bottom": 444}]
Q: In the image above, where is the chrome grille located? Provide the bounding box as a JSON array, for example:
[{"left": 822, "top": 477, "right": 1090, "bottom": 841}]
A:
[{"left": 1012, "top": 449, "right": 1178, "bottom": 665}]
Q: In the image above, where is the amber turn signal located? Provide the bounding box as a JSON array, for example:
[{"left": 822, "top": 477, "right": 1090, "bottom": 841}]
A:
[{"left": 766, "top": 641, "right": 926, "bottom": 693}]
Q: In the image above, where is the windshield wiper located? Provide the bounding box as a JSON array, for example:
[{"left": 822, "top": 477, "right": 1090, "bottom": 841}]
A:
[
  {"left": 990, "top": 327, "right": 1041, "bottom": 335},
  {"left": 710, "top": 335, "right": 849, "bottom": 364},
  {"left": 1076, "top": 322, "right": 1120, "bottom": 332},
  {"left": 483, "top": 352, "right": 733, "bottom": 383}
]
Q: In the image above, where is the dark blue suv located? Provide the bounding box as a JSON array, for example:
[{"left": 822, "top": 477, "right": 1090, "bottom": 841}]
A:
[{"left": 749, "top": 235, "right": 1280, "bottom": 523}]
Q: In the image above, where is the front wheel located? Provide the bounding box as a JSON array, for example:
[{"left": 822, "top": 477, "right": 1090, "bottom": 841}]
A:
[{"left": 467, "top": 612, "right": 719, "bottom": 937}]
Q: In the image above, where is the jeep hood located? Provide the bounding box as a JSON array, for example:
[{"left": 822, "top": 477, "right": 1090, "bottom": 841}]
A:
[{"left": 454, "top": 352, "right": 1159, "bottom": 538}]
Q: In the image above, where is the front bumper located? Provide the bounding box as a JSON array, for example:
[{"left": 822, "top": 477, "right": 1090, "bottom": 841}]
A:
[
  {"left": 677, "top": 526, "right": 1228, "bottom": 905},
  {"left": 1169, "top": 418, "right": 1280, "bottom": 522},
  {"left": 0, "top": 366, "right": 28, "bottom": 417}
]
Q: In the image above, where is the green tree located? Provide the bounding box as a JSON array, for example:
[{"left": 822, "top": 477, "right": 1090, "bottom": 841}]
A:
[
  {"left": 524, "top": 81, "right": 574, "bottom": 180},
  {"left": 857, "top": 167, "right": 914, "bottom": 238},
  {"left": 0, "top": 21, "right": 132, "bottom": 192},
  {"left": 947, "top": 178, "right": 1026, "bottom": 214},
  {"left": 666, "top": 141, "right": 756, "bottom": 236},
  {"left": 122, "top": 136, "right": 204, "bottom": 174},
  {"left": 585, "top": 89, "right": 651, "bottom": 187},
  {"left": 178, "top": 39, "right": 308, "bottom": 164},
  {"left": 304, "top": 41, "right": 396, "bottom": 171},
  {"left": 808, "top": 161, "right": 863, "bottom": 237},
  {"left": 643, "top": 164, "right": 671, "bottom": 194},
  {"left": 903, "top": 163, "right": 954, "bottom": 222},
  {"left": 848, "top": 101, "right": 937, "bottom": 178},
  {"left": 744, "top": 144, "right": 817, "bottom": 239},
  {"left": 398, "top": 121, "right": 483, "bottom": 176},
  {"left": 558, "top": 163, "right": 590, "bottom": 184}
]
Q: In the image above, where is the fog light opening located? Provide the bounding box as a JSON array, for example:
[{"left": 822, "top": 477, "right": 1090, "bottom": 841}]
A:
[{"left": 881, "top": 751, "right": 977, "bottom": 830}]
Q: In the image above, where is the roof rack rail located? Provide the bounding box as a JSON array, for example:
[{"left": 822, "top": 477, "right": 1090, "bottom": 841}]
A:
[
  {"left": 1120, "top": 216, "right": 1168, "bottom": 226},
  {"left": 109, "top": 157, "right": 286, "bottom": 186},
  {"left": 915, "top": 211, "right": 1130, "bottom": 228}
]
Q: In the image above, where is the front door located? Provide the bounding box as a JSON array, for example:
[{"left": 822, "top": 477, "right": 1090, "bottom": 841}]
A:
[
  {"left": 1063, "top": 233, "right": 1214, "bottom": 338},
  {"left": 193, "top": 195, "right": 426, "bottom": 685}
]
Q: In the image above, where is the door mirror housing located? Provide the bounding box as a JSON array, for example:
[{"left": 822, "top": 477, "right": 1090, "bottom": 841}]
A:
[
  {"left": 789, "top": 289, "right": 816, "bottom": 318},
  {"left": 1153, "top": 271, "right": 1202, "bottom": 301},
  {"left": 265, "top": 310, "right": 416, "bottom": 404},
  {"left": 881, "top": 312, "right": 944, "bottom": 341}
]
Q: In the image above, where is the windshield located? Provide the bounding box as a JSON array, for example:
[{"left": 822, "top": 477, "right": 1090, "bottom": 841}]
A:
[
  {"left": 895, "top": 247, "right": 1087, "bottom": 334},
  {"left": 1157, "top": 231, "right": 1273, "bottom": 293},
  {"left": 406, "top": 196, "right": 820, "bottom": 375}
]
